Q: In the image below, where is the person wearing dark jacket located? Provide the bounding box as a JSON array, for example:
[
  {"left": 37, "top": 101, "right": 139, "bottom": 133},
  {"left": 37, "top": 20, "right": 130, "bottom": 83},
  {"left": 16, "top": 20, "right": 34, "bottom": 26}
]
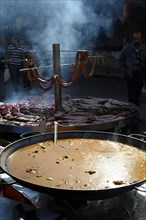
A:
[{"left": 118, "top": 32, "right": 146, "bottom": 106}]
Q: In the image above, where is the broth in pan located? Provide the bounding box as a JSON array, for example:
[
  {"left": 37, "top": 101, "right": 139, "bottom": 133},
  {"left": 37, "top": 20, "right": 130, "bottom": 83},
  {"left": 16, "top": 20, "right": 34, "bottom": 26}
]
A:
[{"left": 6, "top": 138, "right": 146, "bottom": 190}]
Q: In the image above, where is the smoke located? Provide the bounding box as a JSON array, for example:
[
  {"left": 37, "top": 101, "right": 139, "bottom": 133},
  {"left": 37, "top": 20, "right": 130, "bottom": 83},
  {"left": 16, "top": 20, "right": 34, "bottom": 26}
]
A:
[
  {"left": 0, "top": 0, "right": 123, "bottom": 100},
  {"left": 1, "top": 0, "right": 123, "bottom": 50}
]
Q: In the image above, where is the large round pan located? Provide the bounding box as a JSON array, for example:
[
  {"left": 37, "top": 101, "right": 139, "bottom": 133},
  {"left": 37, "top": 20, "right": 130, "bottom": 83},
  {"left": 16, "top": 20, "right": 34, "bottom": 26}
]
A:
[{"left": 0, "top": 131, "right": 145, "bottom": 200}]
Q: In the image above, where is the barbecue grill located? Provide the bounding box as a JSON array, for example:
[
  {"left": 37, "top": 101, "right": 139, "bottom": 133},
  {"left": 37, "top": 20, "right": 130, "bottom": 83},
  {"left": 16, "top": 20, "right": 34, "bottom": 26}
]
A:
[
  {"left": 0, "top": 45, "right": 140, "bottom": 138},
  {"left": 0, "top": 95, "right": 139, "bottom": 140}
]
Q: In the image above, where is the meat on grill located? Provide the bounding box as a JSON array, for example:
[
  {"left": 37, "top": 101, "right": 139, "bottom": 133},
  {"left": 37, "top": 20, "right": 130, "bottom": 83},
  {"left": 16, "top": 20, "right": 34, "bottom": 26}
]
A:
[{"left": 0, "top": 95, "right": 138, "bottom": 127}]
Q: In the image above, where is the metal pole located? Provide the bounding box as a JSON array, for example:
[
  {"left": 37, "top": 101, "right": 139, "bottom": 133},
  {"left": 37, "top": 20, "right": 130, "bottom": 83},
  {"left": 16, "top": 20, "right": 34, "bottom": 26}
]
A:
[{"left": 53, "top": 44, "right": 62, "bottom": 111}]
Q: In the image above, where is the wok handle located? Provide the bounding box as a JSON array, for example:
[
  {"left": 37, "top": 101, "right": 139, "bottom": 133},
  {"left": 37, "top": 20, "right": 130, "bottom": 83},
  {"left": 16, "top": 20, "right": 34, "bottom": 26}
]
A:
[
  {"left": 135, "top": 183, "right": 146, "bottom": 192},
  {"left": 128, "top": 133, "right": 146, "bottom": 142},
  {"left": 20, "top": 131, "right": 42, "bottom": 138}
]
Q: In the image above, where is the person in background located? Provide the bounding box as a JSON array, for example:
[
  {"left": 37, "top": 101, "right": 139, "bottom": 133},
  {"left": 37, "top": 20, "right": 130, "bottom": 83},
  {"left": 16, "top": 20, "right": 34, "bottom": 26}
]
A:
[
  {"left": 6, "top": 35, "right": 24, "bottom": 94},
  {"left": 118, "top": 32, "right": 146, "bottom": 106},
  {"left": 19, "top": 38, "right": 30, "bottom": 54},
  {"left": 19, "top": 38, "right": 31, "bottom": 91}
]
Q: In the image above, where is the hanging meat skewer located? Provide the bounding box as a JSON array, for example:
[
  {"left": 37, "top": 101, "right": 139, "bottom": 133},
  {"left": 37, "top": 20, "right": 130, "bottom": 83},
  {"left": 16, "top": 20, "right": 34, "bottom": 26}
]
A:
[
  {"left": 23, "top": 51, "right": 54, "bottom": 91},
  {"left": 23, "top": 50, "right": 97, "bottom": 91}
]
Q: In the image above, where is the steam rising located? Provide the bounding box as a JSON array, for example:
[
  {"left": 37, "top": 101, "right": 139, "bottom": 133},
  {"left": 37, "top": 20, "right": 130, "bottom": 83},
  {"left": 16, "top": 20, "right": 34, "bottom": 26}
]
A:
[
  {"left": 0, "top": 0, "right": 123, "bottom": 100},
  {"left": 1, "top": 0, "right": 123, "bottom": 50}
]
